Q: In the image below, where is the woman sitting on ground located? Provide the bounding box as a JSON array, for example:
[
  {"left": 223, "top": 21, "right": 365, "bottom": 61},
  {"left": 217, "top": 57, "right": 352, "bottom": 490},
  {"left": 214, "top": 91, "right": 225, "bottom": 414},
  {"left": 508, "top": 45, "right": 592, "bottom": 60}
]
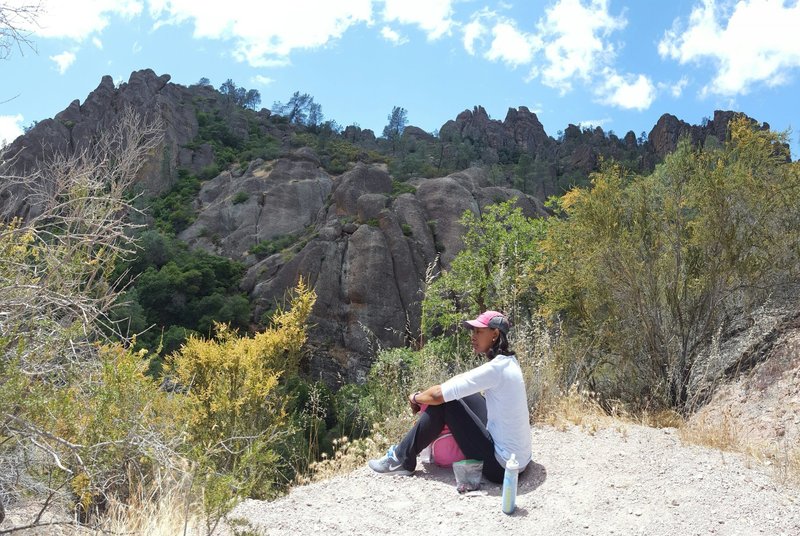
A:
[{"left": 368, "top": 310, "right": 531, "bottom": 483}]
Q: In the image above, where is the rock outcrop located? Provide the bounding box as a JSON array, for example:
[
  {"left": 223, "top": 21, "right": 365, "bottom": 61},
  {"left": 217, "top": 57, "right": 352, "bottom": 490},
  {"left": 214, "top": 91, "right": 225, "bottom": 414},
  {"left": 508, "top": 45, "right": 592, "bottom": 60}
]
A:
[
  {"left": 181, "top": 155, "right": 548, "bottom": 384},
  {"left": 439, "top": 105, "right": 555, "bottom": 163},
  {"left": 646, "top": 110, "right": 771, "bottom": 163},
  {"left": 2, "top": 69, "right": 777, "bottom": 386},
  {"left": 179, "top": 152, "right": 333, "bottom": 260},
  {"left": 2, "top": 69, "right": 246, "bottom": 219},
  {"left": 688, "top": 284, "right": 800, "bottom": 448}
]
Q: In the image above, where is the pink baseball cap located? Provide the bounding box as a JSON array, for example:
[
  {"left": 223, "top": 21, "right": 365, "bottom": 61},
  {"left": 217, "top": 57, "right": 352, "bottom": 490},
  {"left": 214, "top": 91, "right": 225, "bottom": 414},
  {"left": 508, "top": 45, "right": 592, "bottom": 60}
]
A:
[{"left": 462, "top": 310, "right": 510, "bottom": 334}]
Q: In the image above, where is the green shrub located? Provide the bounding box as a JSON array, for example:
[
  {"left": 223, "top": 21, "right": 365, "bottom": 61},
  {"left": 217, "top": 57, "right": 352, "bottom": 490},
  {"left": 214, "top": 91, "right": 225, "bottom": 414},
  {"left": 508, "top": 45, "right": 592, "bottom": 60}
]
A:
[
  {"left": 198, "top": 163, "right": 221, "bottom": 180},
  {"left": 167, "top": 281, "right": 317, "bottom": 501},
  {"left": 232, "top": 191, "right": 250, "bottom": 204},
  {"left": 238, "top": 125, "right": 282, "bottom": 163},
  {"left": 392, "top": 180, "right": 417, "bottom": 197},
  {"left": 357, "top": 337, "right": 483, "bottom": 443},
  {"left": 111, "top": 231, "right": 250, "bottom": 360},
  {"left": 291, "top": 132, "right": 317, "bottom": 148},
  {"left": 197, "top": 110, "right": 243, "bottom": 151},
  {"left": 538, "top": 117, "right": 800, "bottom": 411},
  {"left": 422, "top": 200, "right": 547, "bottom": 336},
  {"left": 149, "top": 169, "right": 202, "bottom": 235},
  {"left": 249, "top": 233, "right": 300, "bottom": 259}
]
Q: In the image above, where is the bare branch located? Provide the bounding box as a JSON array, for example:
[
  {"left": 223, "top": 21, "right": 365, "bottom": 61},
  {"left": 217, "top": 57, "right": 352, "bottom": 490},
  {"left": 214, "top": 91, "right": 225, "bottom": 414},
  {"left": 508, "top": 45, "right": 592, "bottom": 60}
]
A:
[
  {"left": 0, "top": 109, "right": 175, "bottom": 527},
  {"left": 0, "top": 3, "right": 42, "bottom": 60}
]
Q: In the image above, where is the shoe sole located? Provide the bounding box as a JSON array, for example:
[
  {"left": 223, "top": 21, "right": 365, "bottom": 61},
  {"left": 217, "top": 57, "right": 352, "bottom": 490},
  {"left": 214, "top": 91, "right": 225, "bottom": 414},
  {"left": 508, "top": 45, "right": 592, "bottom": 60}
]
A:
[
  {"left": 368, "top": 465, "right": 413, "bottom": 476},
  {"left": 370, "top": 467, "right": 414, "bottom": 476}
]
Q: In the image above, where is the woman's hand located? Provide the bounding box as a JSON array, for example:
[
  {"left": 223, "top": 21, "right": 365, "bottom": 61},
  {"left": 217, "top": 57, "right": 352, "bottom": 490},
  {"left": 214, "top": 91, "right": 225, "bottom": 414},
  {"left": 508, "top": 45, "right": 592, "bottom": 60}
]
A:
[
  {"left": 408, "top": 386, "right": 444, "bottom": 411},
  {"left": 408, "top": 391, "right": 421, "bottom": 414}
]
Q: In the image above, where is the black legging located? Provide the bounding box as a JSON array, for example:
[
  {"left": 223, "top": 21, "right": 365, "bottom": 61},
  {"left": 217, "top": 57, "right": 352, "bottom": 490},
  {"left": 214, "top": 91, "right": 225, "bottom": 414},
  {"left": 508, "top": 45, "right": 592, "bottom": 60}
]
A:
[{"left": 393, "top": 393, "right": 505, "bottom": 483}]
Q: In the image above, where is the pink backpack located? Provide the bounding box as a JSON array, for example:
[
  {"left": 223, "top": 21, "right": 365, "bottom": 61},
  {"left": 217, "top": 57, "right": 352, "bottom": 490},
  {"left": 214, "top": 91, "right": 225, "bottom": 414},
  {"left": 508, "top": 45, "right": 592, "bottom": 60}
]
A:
[
  {"left": 429, "top": 427, "right": 465, "bottom": 467},
  {"left": 418, "top": 404, "right": 465, "bottom": 468}
]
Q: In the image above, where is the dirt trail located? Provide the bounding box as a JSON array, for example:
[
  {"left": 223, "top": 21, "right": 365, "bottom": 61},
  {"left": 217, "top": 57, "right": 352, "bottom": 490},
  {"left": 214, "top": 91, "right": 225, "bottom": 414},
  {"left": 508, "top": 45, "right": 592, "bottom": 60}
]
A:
[{"left": 228, "top": 423, "right": 799, "bottom": 536}]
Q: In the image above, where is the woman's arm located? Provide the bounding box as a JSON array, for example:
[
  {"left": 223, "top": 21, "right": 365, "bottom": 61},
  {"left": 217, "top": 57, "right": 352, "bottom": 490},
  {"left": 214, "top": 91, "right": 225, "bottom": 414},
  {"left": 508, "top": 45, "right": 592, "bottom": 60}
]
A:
[
  {"left": 409, "top": 360, "right": 498, "bottom": 412},
  {"left": 408, "top": 385, "right": 444, "bottom": 412}
]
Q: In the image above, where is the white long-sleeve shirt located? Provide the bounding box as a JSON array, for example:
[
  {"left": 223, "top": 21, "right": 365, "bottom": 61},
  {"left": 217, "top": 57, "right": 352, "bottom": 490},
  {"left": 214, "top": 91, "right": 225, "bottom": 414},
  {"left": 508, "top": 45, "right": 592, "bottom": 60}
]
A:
[{"left": 440, "top": 354, "right": 532, "bottom": 467}]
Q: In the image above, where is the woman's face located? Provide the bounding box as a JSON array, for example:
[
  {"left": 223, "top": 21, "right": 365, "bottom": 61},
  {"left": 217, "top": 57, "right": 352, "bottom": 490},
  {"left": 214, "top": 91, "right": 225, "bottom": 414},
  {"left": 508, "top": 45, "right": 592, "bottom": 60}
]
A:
[{"left": 470, "top": 327, "right": 498, "bottom": 354}]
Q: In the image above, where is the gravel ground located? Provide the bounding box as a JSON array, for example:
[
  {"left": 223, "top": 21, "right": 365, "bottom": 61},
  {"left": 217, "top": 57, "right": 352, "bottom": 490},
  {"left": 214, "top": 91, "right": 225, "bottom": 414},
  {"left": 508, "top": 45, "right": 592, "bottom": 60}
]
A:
[{"left": 228, "top": 424, "right": 799, "bottom": 536}]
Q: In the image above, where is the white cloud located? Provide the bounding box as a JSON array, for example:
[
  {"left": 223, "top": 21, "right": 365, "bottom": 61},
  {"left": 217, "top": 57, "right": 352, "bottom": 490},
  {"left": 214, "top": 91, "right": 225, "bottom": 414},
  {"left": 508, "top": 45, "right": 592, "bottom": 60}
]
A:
[
  {"left": 596, "top": 69, "right": 656, "bottom": 110},
  {"left": 485, "top": 21, "right": 541, "bottom": 67},
  {"left": 0, "top": 114, "right": 25, "bottom": 148},
  {"left": 381, "top": 26, "right": 407, "bottom": 45},
  {"left": 659, "top": 0, "right": 800, "bottom": 96},
  {"left": 50, "top": 51, "right": 76, "bottom": 74},
  {"left": 148, "top": 1, "right": 373, "bottom": 67},
  {"left": 92, "top": 37, "right": 103, "bottom": 49},
  {"left": 577, "top": 117, "right": 610, "bottom": 129},
  {"left": 527, "top": 103, "right": 544, "bottom": 114},
  {"left": 461, "top": 8, "right": 540, "bottom": 67},
  {"left": 537, "top": 0, "right": 626, "bottom": 92},
  {"left": 382, "top": 0, "right": 454, "bottom": 40},
  {"left": 670, "top": 77, "right": 689, "bottom": 98},
  {"left": 251, "top": 75, "right": 274, "bottom": 86},
  {"left": 462, "top": 18, "right": 487, "bottom": 55},
  {"left": 22, "top": 0, "right": 142, "bottom": 40}
]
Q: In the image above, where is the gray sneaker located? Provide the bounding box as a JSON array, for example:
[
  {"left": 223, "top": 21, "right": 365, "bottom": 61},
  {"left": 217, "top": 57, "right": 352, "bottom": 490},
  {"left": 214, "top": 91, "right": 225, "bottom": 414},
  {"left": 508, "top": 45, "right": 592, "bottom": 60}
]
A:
[{"left": 368, "top": 445, "right": 414, "bottom": 476}]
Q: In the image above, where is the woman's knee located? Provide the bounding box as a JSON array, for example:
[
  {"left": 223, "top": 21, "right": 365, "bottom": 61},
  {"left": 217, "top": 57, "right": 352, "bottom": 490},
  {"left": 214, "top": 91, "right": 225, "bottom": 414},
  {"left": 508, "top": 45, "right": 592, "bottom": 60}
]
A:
[
  {"left": 425, "top": 403, "right": 446, "bottom": 416},
  {"left": 423, "top": 403, "right": 446, "bottom": 425}
]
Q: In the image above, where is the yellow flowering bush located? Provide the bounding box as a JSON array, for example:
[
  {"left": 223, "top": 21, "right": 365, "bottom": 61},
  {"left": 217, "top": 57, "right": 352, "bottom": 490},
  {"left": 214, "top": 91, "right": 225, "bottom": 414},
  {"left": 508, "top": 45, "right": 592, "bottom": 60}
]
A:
[{"left": 168, "top": 279, "right": 316, "bottom": 502}]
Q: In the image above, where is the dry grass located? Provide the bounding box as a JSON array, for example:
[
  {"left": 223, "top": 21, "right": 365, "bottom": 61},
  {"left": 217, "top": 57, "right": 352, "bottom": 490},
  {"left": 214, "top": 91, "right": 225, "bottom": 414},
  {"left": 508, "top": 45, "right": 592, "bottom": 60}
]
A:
[
  {"left": 1, "top": 476, "right": 208, "bottom": 536},
  {"left": 679, "top": 409, "right": 741, "bottom": 451},
  {"left": 636, "top": 408, "right": 685, "bottom": 429},
  {"left": 680, "top": 409, "right": 800, "bottom": 486},
  {"left": 299, "top": 432, "right": 385, "bottom": 484},
  {"left": 535, "top": 385, "right": 611, "bottom": 432},
  {"left": 95, "top": 474, "right": 207, "bottom": 536}
]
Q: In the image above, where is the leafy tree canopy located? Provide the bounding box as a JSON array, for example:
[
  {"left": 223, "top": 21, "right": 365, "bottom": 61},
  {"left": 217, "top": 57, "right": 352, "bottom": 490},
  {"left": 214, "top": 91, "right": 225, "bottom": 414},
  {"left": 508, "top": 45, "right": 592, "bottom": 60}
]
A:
[
  {"left": 538, "top": 116, "right": 800, "bottom": 410},
  {"left": 272, "top": 91, "right": 323, "bottom": 127},
  {"left": 112, "top": 230, "right": 251, "bottom": 361},
  {"left": 423, "top": 199, "right": 547, "bottom": 337},
  {"left": 219, "top": 78, "right": 261, "bottom": 109},
  {"left": 382, "top": 106, "right": 408, "bottom": 140}
]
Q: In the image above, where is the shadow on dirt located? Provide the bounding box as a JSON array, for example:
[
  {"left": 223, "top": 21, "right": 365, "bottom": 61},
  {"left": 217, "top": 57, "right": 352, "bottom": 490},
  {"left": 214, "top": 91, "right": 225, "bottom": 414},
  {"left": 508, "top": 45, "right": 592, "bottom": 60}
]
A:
[{"left": 416, "top": 460, "right": 547, "bottom": 496}]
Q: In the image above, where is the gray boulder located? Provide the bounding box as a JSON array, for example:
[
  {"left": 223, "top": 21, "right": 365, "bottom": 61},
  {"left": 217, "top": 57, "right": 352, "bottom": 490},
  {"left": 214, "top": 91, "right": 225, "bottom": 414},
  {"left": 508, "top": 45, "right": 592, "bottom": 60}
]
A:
[
  {"left": 332, "top": 163, "right": 392, "bottom": 216},
  {"left": 229, "top": 160, "right": 548, "bottom": 384},
  {"left": 180, "top": 152, "right": 333, "bottom": 260},
  {"left": 414, "top": 175, "right": 479, "bottom": 267}
]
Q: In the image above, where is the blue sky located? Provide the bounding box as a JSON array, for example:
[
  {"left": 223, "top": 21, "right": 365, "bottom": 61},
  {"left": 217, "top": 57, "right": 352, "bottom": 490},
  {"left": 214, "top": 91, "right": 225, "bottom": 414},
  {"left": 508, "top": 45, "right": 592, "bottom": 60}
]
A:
[{"left": 2, "top": 0, "right": 800, "bottom": 158}]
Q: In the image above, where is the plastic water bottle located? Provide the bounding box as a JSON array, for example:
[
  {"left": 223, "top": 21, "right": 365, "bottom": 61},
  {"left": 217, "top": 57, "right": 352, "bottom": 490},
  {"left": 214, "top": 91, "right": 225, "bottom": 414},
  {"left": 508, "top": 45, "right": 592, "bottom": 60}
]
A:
[{"left": 501, "top": 453, "right": 519, "bottom": 514}]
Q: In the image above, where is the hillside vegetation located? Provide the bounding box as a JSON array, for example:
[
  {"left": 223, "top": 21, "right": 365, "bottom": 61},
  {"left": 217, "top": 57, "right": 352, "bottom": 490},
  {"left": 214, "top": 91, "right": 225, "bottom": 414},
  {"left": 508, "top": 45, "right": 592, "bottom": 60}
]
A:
[{"left": 1, "top": 76, "right": 799, "bottom": 535}]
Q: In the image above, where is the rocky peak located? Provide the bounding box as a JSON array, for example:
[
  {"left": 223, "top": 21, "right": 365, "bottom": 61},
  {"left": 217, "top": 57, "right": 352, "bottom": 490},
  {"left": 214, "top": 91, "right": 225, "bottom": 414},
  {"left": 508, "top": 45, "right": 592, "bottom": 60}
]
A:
[
  {"left": 439, "top": 105, "right": 498, "bottom": 144},
  {"left": 439, "top": 105, "right": 555, "bottom": 170},
  {"left": 623, "top": 130, "right": 638, "bottom": 149},
  {"left": 647, "top": 113, "right": 693, "bottom": 159},
  {"left": 2, "top": 69, "right": 215, "bottom": 218},
  {"left": 502, "top": 106, "right": 550, "bottom": 153},
  {"left": 401, "top": 126, "right": 435, "bottom": 143},
  {"left": 646, "top": 109, "right": 770, "bottom": 161}
]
